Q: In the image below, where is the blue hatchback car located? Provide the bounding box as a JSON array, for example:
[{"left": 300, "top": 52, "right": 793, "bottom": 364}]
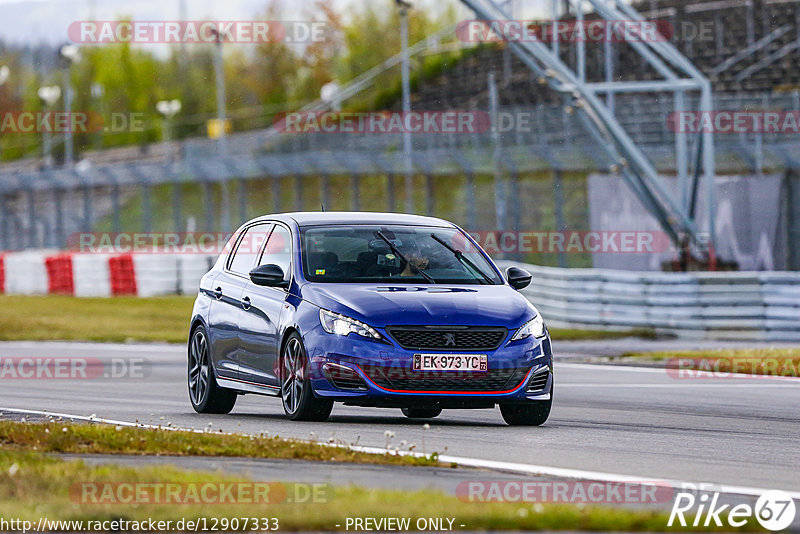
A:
[{"left": 188, "top": 212, "right": 553, "bottom": 425}]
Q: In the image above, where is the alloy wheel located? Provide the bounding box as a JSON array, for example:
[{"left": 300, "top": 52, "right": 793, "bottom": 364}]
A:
[
  {"left": 282, "top": 337, "right": 305, "bottom": 414},
  {"left": 188, "top": 329, "right": 209, "bottom": 405}
]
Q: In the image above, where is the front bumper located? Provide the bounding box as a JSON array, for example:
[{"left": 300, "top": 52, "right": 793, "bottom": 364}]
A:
[{"left": 304, "top": 324, "right": 553, "bottom": 406}]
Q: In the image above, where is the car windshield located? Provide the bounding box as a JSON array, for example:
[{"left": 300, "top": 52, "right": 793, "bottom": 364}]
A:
[{"left": 301, "top": 225, "right": 502, "bottom": 285}]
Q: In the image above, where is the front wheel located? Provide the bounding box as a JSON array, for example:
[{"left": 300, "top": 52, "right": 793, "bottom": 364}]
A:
[
  {"left": 401, "top": 407, "right": 442, "bottom": 419},
  {"left": 500, "top": 388, "right": 552, "bottom": 426},
  {"left": 188, "top": 326, "right": 237, "bottom": 414},
  {"left": 281, "top": 333, "right": 333, "bottom": 421}
]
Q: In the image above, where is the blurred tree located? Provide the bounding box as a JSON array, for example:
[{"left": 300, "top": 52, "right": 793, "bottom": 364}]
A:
[
  {"left": 0, "top": 0, "right": 457, "bottom": 161},
  {"left": 73, "top": 37, "right": 164, "bottom": 147},
  {"left": 335, "top": 0, "right": 458, "bottom": 110},
  {"left": 293, "top": 1, "right": 344, "bottom": 103}
]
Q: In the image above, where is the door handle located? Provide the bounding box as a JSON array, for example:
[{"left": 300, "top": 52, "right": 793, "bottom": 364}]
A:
[
  {"left": 213, "top": 287, "right": 223, "bottom": 300},
  {"left": 242, "top": 296, "right": 251, "bottom": 310}
]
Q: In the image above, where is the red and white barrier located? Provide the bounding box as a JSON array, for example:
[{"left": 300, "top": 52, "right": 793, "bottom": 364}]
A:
[
  {"left": 109, "top": 254, "right": 137, "bottom": 296},
  {"left": 0, "top": 250, "right": 217, "bottom": 297},
  {"left": 45, "top": 253, "right": 75, "bottom": 295},
  {"left": 73, "top": 253, "right": 113, "bottom": 297},
  {"left": 180, "top": 255, "right": 216, "bottom": 295},
  {"left": 132, "top": 254, "right": 180, "bottom": 297},
  {"left": 4, "top": 250, "right": 53, "bottom": 295}
]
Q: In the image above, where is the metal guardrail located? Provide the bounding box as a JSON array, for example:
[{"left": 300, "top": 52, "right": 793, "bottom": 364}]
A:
[
  {"left": 499, "top": 261, "right": 800, "bottom": 341},
  {"left": 2, "top": 249, "right": 799, "bottom": 340}
]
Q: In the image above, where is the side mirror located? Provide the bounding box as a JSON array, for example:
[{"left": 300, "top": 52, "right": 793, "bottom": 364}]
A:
[
  {"left": 506, "top": 266, "right": 532, "bottom": 290},
  {"left": 249, "top": 264, "right": 288, "bottom": 287}
]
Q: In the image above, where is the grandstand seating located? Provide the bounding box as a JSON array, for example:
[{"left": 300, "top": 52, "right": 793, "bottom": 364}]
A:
[{"left": 407, "top": 0, "right": 800, "bottom": 113}]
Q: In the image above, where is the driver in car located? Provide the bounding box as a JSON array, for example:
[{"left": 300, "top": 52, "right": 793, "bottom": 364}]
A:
[{"left": 400, "top": 247, "right": 431, "bottom": 277}]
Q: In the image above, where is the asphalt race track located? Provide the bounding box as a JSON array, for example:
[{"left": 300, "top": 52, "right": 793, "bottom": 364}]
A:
[{"left": 1, "top": 340, "right": 799, "bottom": 496}]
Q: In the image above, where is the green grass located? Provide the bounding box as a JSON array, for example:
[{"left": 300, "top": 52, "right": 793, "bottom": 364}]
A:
[
  {"left": 0, "top": 421, "right": 436, "bottom": 467},
  {"left": 0, "top": 295, "right": 194, "bottom": 343},
  {"left": 620, "top": 348, "right": 800, "bottom": 376},
  {"left": 549, "top": 328, "right": 658, "bottom": 341},
  {"left": 0, "top": 449, "right": 745, "bottom": 531}
]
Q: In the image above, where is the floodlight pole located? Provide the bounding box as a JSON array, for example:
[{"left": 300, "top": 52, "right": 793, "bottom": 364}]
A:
[
  {"left": 0, "top": 66, "right": 9, "bottom": 161},
  {"left": 156, "top": 100, "right": 181, "bottom": 150},
  {"left": 398, "top": 0, "right": 414, "bottom": 213},
  {"left": 38, "top": 86, "right": 61, "bottom": 168},
  {"left": 62, "top": 62, "right": 74, "bottom": 167},
  {"left": 212, "top": 30, "right": 228, "bottom": 157},
  {"left": 58, "top": 45, "right": 81, "bottom": 168},
  {"left": 212, "top": 28, "right": 231, "bottom": 230},
  {"left": 488, "top": 72, "right": 506, "bottom": 233}
]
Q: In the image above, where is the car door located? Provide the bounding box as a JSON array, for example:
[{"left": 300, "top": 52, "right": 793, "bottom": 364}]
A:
[
  {"left": 238, "top": 223, "right": 293, "bottom": 387},
  {"left": 206, "top": 223, "right": 273, "bottom": 380}
]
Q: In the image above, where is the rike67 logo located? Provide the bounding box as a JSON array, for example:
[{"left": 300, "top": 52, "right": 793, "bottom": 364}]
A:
[{"left": 669, "top": 490, "right": 796, "bottom": 531}]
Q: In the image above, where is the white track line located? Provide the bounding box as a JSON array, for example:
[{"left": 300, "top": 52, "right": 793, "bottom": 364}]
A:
[
  {"left": 2, "top": 406, "right": 799, "bottom": 501},
  {"left": 559, "top": 363, "right": 671, "bottom": 373},
  {"left": 0, "top": 342, "right": 183, "bottom": 354},
  {"left": 559, "top": 362, "right": 800, "bottom": 382}
]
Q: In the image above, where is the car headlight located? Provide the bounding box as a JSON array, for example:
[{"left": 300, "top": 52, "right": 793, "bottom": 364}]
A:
[
  {"left": 319, "top": 309, "right": 384, "bottom": 341},
  {"left": 511, "top": 315, "right": 546, "bottom": 341}
]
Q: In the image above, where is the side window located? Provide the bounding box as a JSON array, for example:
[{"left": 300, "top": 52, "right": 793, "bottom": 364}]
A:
[
  {"left": 259, "top": 225, "right": 292, "bottom": 278},
  {"left": 228, "top": 223, "right": 273, "bottom": 276}
]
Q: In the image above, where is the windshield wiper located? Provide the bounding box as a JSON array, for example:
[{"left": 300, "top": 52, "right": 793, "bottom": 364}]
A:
[
  {"left": 429, "top": 233, "right": 494, "bottom": 285},
  {"left": 374, "top": 231, "right": 436, "bottom": 284}
]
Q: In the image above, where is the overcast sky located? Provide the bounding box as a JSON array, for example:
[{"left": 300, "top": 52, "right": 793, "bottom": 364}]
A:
[{"left": 0, "top": 0, "right": 471, "bottom": 46}]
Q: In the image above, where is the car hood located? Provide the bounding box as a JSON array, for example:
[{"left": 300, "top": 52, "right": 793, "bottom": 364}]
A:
[{"left": 299, "top": 283, "right": 535, "bottom": 328}]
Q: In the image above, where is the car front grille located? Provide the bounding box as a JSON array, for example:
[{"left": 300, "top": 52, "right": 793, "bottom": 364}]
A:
[
  {"left": 360, "top": 365, "right": 529, "bottom": 392},
  {"left": 386, "top": 326, "right": 508, "bottom": 351}
]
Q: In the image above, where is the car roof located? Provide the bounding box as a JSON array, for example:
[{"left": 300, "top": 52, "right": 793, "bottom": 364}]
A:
[{"left": 247, "top": 211, "right": 456, "bottom": 228}]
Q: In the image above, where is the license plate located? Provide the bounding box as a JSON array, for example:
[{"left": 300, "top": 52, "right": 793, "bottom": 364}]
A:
[{"left": 413, "top": 354, "right": 488, "bottom": 372}]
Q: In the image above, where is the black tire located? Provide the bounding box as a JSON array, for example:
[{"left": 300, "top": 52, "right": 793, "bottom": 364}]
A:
[
  {"left": 188, "top": 325, "right": 237, "bottom": 414},
  {"left": 401, "top": 407, "right": 442, "bottom": 419},
  {"left": 281, "top": 332, "right": 333, "bottom": 422},
  {"left": 500, "top": 397, "right": 552, "bottom": 426}
]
